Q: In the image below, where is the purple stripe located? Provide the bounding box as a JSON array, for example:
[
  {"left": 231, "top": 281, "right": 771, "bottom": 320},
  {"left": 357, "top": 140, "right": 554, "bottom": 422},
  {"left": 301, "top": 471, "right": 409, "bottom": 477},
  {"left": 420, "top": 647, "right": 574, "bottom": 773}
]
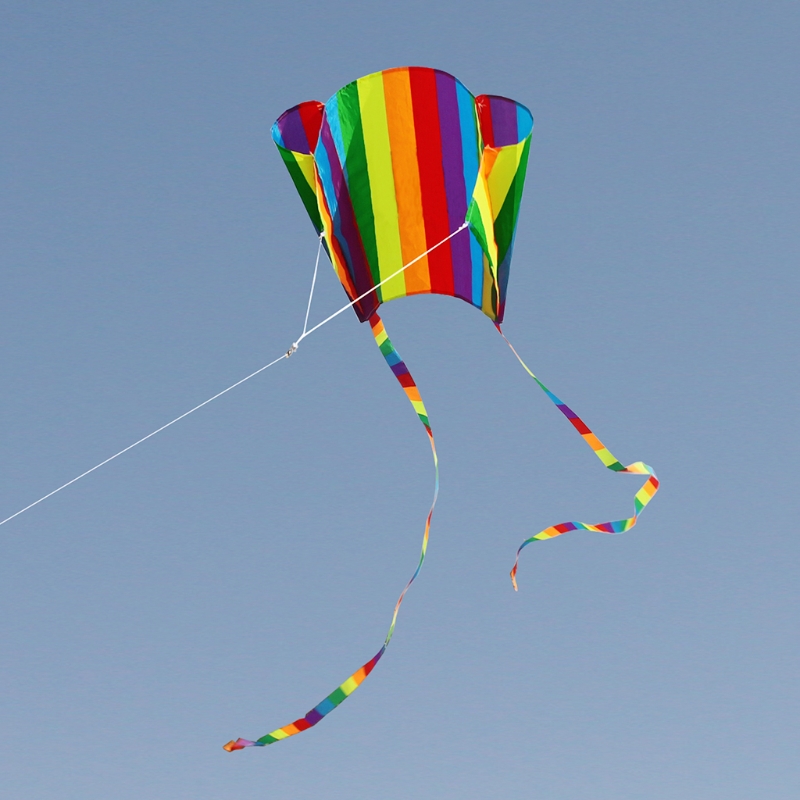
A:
[
  {"left": 557, "top": 404, "right": 578, "bottom": 419},
  {"left": 435, "top": 71, "right": 472, "bottom": 303},
  {"left": 318, "top": 121, "right": 378, "bottom": 320},
  {"left": 390, "top": 362, "right": 410, "bottom": 377},
  {"left": 277, "top": 107, "right": 312, "bottom": 153},
  {"left": 304, "top": 709, "right": 323, "bottom": 725},
  {"left": 488, "top": 96, "right": 521, "bottom": 147}
]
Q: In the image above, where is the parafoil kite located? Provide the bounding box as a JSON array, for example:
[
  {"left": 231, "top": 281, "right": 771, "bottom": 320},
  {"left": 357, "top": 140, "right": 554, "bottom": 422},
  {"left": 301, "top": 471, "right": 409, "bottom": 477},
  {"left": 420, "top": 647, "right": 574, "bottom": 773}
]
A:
[{"left": 224, "top": 66, "right": 659, "bottom": 752}]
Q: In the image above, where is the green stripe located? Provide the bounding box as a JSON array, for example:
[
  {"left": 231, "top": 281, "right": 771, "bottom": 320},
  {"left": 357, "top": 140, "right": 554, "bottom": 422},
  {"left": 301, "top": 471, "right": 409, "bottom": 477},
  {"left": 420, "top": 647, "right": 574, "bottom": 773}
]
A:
[
  {"left": 277, "top": 145, "right": 323, "bottom": 234},
  {"left": 337, "top": 82, "right": 381, "bottom": 295},
  {"left": 493, "top": 139, "right": 530, "bottom": 267},
  {"left": 278, "top": 145, "right": 322, "bottom": 234},
  {"left": 327, "top": 687, "right": 347, "bottom": 706},
  {"left": 466, "top": 200, "right": 490, "bottom": 262}
]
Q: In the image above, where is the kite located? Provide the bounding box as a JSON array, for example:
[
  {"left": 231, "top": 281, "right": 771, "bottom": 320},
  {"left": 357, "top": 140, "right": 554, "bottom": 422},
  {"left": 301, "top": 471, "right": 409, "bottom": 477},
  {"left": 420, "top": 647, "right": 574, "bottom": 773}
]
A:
[{"left": 221, "top": 66, "right": 659, "bottom": 751}]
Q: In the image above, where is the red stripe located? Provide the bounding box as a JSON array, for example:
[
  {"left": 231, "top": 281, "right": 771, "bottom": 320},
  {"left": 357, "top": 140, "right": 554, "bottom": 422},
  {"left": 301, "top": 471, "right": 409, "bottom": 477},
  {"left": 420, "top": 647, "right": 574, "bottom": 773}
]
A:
[
  {"left": 554, "top": 523, "right": 574, "bottom": 533},
  {"left": 363, "top": 654, "right": 381, "bottom": 677},
  {"left": 475, "top": 95, "right": 495, "bottom": 147},
  {"left": 298, "top": 101, "right": 324, "bottom": 150},
  {"left": 570, "top": 418, "right": 591, "bottom": 435},
  {"left": 409, "top": 67, "right": 454, "bottom": 297}
]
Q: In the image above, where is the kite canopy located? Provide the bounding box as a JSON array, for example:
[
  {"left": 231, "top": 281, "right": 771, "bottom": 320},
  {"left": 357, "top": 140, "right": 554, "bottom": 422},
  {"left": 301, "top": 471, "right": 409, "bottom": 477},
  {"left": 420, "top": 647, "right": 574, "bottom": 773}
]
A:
[{"left": 271, "top": 66, "right": 533, "bottom": 323}]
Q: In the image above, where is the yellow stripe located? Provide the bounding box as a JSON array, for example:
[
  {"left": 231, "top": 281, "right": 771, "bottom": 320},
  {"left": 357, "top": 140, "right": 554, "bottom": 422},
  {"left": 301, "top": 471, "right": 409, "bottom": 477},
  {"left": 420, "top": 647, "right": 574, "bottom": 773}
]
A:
[
  {"left": 296, "top": 152, "right": 317, "bottom": 192},
  {"left": 481, "top": 255, "right": 496, "bottom": 318},
  {"left": 596, "top": 448, "right": 618, "bottom": 467},
  {"left": 358, "top": 74, "right": 406, "bottom": 299},
  {"left": 340, "top": 677, "right": 359, "bottom": 695},
  {"left": 637, "top": 484, "right": 655, "bottom": 501},
  {"left": 485, "top": 142, "right": 527, "bottom": 220},
  {"left": 625, "top": 462, "right": 649, "bottom": 475},
  {"left": 471, "top": 166, "right": 498, "bottom": 266}
]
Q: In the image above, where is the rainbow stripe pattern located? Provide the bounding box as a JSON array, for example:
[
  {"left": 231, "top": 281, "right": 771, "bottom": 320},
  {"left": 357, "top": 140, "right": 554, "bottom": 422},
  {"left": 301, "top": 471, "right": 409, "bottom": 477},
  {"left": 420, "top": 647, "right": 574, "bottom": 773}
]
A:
[
  {"left": 224, "top": 68, "right": 659, "bottom": 753},
  {"left": 495, "top": 326, "right": 660, "bottom": 590},
  {"left": 272, "top": 67, "right": 533, "bottom": 323},
  {"left": 223, "top": 313, "right": 438, "bottom": 752}
]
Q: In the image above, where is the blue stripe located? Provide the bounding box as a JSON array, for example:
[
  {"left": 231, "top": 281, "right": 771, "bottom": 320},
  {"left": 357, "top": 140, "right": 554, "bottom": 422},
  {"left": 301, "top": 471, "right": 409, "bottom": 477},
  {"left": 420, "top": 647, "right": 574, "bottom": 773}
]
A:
[
  {"left": 324, "top": 95, "right": 348, "bottom": 182},
  {"left": 456, "top": 82, "right": 479, "bottom": 188},
  {"left": 469, "top": 234, "right": 485, "bottom": 308},
  {"left": 315, "top": 698, "right": 336, "bottom": 716},
  {"left": 271, "top": 121, "right": 285, "bottom": 148},
  {"left": 515, "top": 103, "right": 534, "bottom": 141},
  {"left": 314, "top": 123, "right": 360, "bottom": 291},
  {"left": 456, "top": 82, "right": 484, "bottom": 308},
  {"left": 314, "top": 137, "right": 337, "bottom": 218}
]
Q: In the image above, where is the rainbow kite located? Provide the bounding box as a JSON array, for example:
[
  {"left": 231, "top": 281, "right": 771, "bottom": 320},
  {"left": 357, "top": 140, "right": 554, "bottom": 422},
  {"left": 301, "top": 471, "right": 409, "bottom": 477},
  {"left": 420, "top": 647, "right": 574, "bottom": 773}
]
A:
[{"left": 224, "top": 66, "right": 658, "bottom": 752}]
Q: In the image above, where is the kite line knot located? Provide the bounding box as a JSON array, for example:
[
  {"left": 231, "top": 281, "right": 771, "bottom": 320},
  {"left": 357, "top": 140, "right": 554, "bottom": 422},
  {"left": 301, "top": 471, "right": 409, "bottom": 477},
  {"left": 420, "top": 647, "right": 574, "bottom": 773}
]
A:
[{"left": 286, "top": 342, "right": 299, "bottom": 357}]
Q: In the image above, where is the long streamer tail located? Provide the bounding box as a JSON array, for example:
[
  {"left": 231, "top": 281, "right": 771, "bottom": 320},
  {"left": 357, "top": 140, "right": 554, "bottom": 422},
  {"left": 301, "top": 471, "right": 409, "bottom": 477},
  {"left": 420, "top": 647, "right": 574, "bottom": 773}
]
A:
[
  {"left": 495, "top": 324, "right": 659, "bottom": 591},
  {"left": 224, "top": 312, "right": 437, "bottom": 751}
]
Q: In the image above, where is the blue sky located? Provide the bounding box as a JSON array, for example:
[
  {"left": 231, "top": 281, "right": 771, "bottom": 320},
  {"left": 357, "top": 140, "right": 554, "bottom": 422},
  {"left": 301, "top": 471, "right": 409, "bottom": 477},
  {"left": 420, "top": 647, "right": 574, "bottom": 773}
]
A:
[{"left": 1, "top": 2, "right": 798, "bottom": 798}]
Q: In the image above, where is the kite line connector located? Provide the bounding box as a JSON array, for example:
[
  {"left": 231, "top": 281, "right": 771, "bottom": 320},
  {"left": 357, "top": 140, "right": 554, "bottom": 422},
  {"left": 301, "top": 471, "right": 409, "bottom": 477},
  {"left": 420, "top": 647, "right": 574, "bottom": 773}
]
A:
[{"left": 286, "top": 342, "right": 299, "bottom": 357}]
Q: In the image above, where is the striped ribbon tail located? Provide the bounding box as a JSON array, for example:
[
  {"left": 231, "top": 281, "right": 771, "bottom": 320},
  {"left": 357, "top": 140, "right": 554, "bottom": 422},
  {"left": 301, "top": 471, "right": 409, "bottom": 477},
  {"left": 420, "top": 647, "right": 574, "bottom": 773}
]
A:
[
  {"left": 495, "top": 325, "right": 659, "bottom": 591},
  {"left": 224, "top": 312, "right": 438, "bottom": 752}
]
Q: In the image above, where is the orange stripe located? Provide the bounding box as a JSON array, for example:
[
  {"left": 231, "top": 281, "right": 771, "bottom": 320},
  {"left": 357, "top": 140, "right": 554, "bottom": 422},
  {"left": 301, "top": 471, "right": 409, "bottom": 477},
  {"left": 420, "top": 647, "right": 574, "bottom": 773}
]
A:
[
  {"left": 583, "top": 433, "right": 603, "bottom": 451},
  {"left": 382, "top": 68, "right": 430, "bottom": 294}
]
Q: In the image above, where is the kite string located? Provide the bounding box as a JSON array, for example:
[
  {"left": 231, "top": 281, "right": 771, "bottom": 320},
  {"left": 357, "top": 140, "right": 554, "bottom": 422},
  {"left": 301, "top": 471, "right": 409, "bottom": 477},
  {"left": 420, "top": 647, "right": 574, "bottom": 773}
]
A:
[
  {"left": 301, "top": 234, "right": 324, "bottom": 337},
  {"left": 0, "top": 223, "right": 470, "bottom": 529},
  {"left": 295, "top": 222, "right": 469, "bottom": 344},
  {"left": 0, "top": 353, "right": 291, "bottom": 529}
]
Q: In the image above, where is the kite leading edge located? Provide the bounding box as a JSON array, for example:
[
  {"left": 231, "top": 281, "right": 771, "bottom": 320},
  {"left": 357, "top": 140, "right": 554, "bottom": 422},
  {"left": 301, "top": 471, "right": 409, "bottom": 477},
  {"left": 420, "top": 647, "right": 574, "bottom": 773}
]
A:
[{"left": 225, "top": 66, "right": 659, "bottom": 751}]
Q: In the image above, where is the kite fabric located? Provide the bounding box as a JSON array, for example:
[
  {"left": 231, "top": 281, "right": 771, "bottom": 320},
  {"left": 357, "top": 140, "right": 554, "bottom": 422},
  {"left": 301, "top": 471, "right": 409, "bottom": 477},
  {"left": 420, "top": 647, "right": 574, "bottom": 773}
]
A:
[
  {"left": 271, "top": 66, "right": 532, "bottom": 324},
  {"left": 224, "top": 66, "right": 658, "bottom": 751}
]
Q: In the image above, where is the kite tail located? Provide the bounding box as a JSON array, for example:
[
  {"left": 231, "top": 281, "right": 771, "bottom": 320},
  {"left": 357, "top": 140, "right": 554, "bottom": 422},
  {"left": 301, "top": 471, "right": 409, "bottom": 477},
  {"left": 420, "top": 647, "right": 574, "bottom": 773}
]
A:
[
  {"left": 495, "top": 324, "right": 659, "bottom": 591},
  {"left": 224, "top": 312, "right": 437, "bottom": 752}
]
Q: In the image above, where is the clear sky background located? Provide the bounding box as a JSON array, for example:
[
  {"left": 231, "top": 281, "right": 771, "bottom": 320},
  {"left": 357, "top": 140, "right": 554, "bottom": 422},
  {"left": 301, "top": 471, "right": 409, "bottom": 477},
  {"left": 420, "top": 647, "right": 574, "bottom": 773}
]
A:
[{"left": 1, "top": 2, "right": 798, "bottom": 798}]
